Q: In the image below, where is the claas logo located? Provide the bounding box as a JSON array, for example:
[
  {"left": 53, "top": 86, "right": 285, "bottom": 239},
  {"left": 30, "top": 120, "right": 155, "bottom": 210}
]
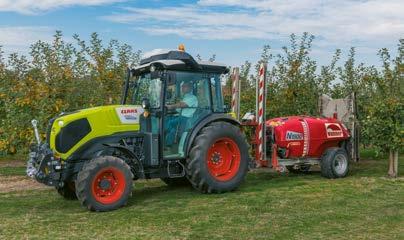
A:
[
  {"left": 121, "top": 109, "right": 137, "bottom": 114},
  {"left": 325, "top": 123, "right": 343, "bottom": 138}
]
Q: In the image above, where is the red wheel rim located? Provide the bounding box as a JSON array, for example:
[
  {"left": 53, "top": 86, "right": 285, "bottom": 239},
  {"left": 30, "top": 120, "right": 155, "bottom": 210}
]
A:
[
  {"left": 91, "top": 167, "right": 126, "bottom": 205},
  {"left": 206, "top": 137, "right": 241, "bottom": 181}
]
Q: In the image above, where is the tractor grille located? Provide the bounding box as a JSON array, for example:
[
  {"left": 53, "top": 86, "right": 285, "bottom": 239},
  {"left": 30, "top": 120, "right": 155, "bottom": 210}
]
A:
[
  {"left": 55, "top": 118, "right": 91, "bottom": 153},
  {"left": 46, "top": 111, "right": 78, "bottom": 145}
]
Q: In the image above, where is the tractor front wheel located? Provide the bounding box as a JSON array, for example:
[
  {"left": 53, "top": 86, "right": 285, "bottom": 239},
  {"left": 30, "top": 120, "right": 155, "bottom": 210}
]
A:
[
  {"left": 186, "top": 122, "right": 249, "bottom": 193},
  {"left": 75, "top": 156, "right": 133, "bottom": 211}
]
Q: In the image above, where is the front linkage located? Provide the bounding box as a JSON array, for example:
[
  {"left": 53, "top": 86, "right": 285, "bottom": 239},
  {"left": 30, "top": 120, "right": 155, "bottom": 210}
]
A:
[{"left": 26, "top": 120, "right": 62, "bottom": 187}]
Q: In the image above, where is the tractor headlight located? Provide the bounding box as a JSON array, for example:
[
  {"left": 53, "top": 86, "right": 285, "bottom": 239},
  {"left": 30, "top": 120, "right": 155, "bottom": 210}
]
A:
[
  {"left": 150, "top": 65, "right": 156, "bottom": 72},
  {"left": 58, "top": 120, "right": 64, "bottom": 127}
]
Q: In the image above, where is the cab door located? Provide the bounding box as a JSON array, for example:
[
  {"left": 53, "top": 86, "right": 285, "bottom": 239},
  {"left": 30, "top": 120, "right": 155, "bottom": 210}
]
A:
[
  {"left": 134, "top": 72, "right": 164, "bottom": 166},
  {"left": 162, "top": 71, "right": 212, "bottom": 158}
]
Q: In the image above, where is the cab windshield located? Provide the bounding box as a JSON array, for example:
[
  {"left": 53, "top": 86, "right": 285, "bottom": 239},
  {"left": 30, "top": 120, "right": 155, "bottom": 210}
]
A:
[
  {"left": 131, "top": 73, "right": 161, "bottom": 108},
  {"left": 129, "top": 70, "right": 225, "bottom": 113}
]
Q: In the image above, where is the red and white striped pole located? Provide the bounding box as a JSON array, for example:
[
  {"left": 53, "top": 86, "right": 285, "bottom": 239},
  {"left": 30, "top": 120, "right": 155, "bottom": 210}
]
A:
[
  {"left": 231, "top": 67, "right": 240, "bottom": 120},
  {"left": 256, "top": 63, "right": 267, "bottom": 167}
]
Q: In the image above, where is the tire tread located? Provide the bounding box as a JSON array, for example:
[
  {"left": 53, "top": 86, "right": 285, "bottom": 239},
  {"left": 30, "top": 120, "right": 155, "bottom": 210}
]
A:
[
  {"left": 75, "top": 156, "right": 132, "bottom": 212},
  {"left": 186, "top": 121, "right": 249, "bottom": 193}
]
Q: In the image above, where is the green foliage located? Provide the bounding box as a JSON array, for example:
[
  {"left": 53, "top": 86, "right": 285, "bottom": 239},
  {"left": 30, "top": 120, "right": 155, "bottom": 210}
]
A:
[
  {"left": 223, "top": 33, "right": 402, "bottom": 155},
  {"left": 267, "top": 33, "right": 319, "bottom": 117},
  {"left": 1, "top": 31, "right": 402, "bottom": 156},
  {"left": 0, "top": 31, "right": 141, "bottom": 154},
  {"left": 319, "top": 49, "right": 341, "bottom": 97},
  {"left": 362, "top": 41, "right": 404, "bottom": 153}
]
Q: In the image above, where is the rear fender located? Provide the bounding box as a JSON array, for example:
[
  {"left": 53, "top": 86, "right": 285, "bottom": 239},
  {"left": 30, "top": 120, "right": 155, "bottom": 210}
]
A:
[
  {"left": 184, "top": 114, "right": 240, "bottom": 155},
  {"left": 339, "top": 140, "right": 352, "bottom": 161}
]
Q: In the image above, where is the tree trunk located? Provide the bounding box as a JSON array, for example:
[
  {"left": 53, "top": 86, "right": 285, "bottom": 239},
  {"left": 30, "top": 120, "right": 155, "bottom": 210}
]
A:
[
  {"left": 388, "top": 149, "right": 396, "bottom": 177},
  {"left": 393, "top": 150, "right": 399, "bottom": 177}
]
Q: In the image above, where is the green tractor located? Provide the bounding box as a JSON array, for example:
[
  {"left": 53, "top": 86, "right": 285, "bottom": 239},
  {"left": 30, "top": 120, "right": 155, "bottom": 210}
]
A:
[{"left": 27, "top": 48, "right": 250, "bottom": 211}]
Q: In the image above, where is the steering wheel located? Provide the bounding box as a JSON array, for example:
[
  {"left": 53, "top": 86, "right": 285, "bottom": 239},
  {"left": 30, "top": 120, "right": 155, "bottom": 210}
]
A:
[{"left": 165, "top": 106, "right": 178, "bottom": 114}]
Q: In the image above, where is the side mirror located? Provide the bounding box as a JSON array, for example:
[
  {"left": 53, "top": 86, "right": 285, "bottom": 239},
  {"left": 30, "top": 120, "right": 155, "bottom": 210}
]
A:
[{"left": 142, "top": 98, "right": 151, "bottom": 110}]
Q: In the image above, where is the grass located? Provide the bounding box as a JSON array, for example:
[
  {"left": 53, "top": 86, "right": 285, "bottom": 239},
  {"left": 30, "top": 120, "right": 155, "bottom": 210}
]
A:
[
  {"left": 0, "top": 166, "right": 26, "bottom": 176},
  {"left": 0, "top": 155, "right": 403, "bottom": 240},
  {"left": 0, "top": 153, "right": 26, "bottom": 162}
]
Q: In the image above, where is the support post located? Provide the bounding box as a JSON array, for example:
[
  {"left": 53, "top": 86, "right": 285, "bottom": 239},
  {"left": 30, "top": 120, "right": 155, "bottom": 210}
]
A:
[
  {"left": 231, "top": 67, "right": 241, "bottom": 120},
  {"left": 351, "top": 92, "right": 360, "bottom": 162},
  {"left": 256, "top": 63, "right": 267, "bottom": 167}
]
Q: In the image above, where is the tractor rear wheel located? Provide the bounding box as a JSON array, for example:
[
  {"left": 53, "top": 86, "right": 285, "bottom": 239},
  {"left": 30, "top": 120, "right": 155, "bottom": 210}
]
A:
[
  {"left": 321, "top": 147, "right": 349, "bottom": 179},
  {"left": 186, "top": 122, "right": 249, "bottom": 193},
  {"left": 75, "top": 156, "right": 133, "bottom": 211},
  {"left": 56, "top": 181, "right": 77, "bottom": 200}
]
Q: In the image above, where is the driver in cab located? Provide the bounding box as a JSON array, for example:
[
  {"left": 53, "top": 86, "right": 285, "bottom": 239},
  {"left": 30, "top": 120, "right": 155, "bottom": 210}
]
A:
[{"left": 165, "top": 81, "right": 198, "bottom": 147}]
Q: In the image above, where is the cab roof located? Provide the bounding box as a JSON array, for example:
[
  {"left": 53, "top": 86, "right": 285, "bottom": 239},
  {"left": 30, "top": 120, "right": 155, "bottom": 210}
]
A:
[{"left": 132, "top": 50, "right": 229, "bottom": 75}]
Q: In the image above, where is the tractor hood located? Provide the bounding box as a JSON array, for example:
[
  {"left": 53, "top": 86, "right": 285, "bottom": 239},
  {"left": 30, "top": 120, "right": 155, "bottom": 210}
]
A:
[{"left": 48, "top": 105, "right": 143, "bottom": 159}]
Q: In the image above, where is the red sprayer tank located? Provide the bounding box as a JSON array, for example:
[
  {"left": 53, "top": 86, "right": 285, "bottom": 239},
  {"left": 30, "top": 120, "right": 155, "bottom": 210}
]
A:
[
  {"left": 235, "top": 64, "right": 353, "bottom": 177},
  {"left": 266, "top": 116, "right": 350, "bottom": 159}
]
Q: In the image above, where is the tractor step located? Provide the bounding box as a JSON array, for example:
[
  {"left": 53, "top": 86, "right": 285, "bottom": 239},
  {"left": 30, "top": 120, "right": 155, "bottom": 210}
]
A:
[{"left": 167, "top": 160, "right": 186, "bottom": 178}]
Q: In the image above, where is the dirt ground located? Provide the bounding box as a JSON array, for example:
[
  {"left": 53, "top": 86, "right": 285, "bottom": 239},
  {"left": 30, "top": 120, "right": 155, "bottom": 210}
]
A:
[
  {"left": 0, "top": 160, "right": 50, "bottom": 193},
  {"left": 0, "top": 175, "right": 50, "bottom": 193},
  {"left": 0, "top": 159, "right": 25, "bottom": 168}
]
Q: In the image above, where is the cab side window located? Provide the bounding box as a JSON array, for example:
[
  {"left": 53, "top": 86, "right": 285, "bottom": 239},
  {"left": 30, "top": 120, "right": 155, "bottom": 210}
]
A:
[
  {"left": 210, "top": 74, "right": 224, "bottom": 112},
  {"left": 195, "top": 76, "right": 210, "bottom": 109}
]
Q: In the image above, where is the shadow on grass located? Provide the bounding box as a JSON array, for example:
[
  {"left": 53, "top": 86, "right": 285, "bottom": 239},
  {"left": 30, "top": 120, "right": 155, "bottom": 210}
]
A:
[
  {"left": 123, "top": 162, "right": 370, "bottom": 208},
  {"left": 126, "top": 181, "right": 196, "bottom": 206},
  {"left": 349, "top": 159, "right": 390, "bottom": 177}
]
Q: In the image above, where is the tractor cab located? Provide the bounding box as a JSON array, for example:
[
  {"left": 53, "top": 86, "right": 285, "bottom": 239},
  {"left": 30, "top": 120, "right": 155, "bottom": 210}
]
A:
[{"left": 123, "top": 49, "right": 229, "bottom": 158}]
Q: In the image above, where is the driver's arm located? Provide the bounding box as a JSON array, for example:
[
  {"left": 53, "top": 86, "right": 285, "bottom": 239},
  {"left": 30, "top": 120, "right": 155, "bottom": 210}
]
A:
[{"left": 167, "top": 101, "right": 188, "bottom": 109}]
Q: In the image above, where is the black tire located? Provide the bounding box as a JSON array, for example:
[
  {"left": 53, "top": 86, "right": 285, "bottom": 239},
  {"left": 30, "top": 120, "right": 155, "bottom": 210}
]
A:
[
  {"left": 286, "top": 165, "right": 311, "bottom": 174},
  {"left": 160, "top": 177, "right": 190, "bottom": 187},
  {"left": 186, "top": 122, "right": 249, "bottom": 193},
  {"left": 75, "top": 156, "right": 133, "bottom": 212},
  {"left": 56, "top": 181, "right": 77, "bottom": 200},
  {"left": 320, "top": 147, "right": 349, "bottom": 179}
]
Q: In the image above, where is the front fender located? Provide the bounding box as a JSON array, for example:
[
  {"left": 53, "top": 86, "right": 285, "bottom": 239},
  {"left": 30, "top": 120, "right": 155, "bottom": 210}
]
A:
[{"left": 66, "top": 132, "right": 139, "bottom": 161}]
